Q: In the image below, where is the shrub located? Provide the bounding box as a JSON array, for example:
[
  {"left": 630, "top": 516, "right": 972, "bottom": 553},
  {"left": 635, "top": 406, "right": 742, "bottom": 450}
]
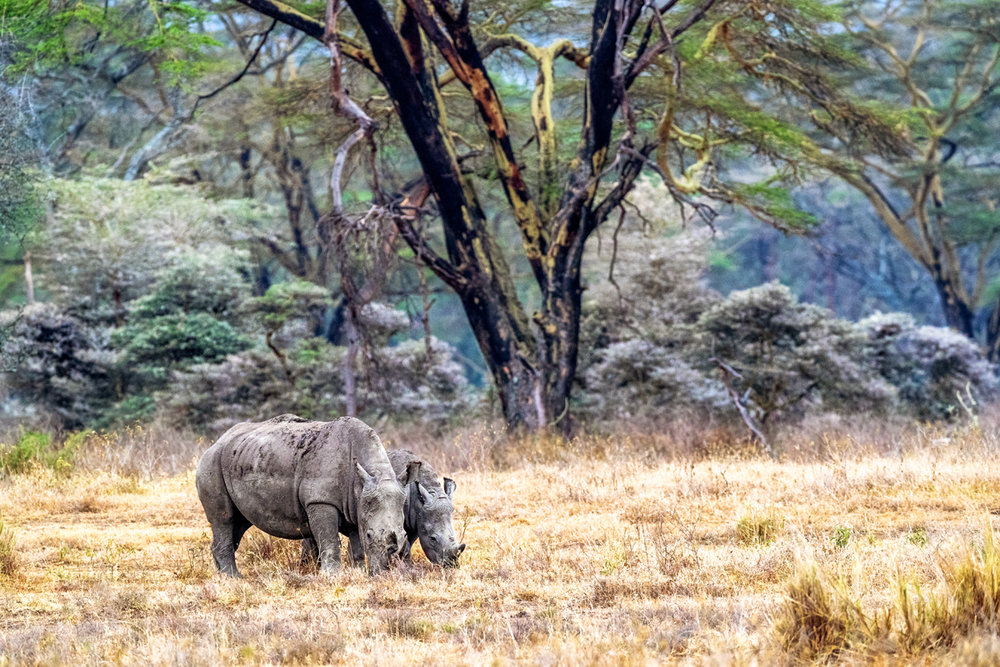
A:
[
  {"left": 580, "top": 340, "right": 727, "bottom": 420},
  {"left": 578, "top": 185, "right": 725, "bottom": 423},
  {"left": 831, "top": 526, "right": 852, "bottom": 549},
  {"left": 0, "top": 430, "right": 51, "bottom": 474},
  {"left": 164, "top": 334, "right": 470, "bottom": 433},
  {"left": 696, "top": 282, "right": 896, "bottom": 426},
  {"left": 0, "top": 430, "right": 84, "bottom": 475},
  {"left": 0, "top": 304, "right": 115, "bottom": 428},
  {"left": 861, "top": 312, "right": 998, "bottom": 420}
]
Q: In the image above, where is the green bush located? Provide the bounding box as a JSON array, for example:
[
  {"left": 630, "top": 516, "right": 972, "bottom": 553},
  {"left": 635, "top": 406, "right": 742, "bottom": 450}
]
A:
[
  {"left": 0, "top": 430, "right": 87, "bottom": 474},
  {"left": 0, "top": 431, "right": 52, "bottom": 473}
]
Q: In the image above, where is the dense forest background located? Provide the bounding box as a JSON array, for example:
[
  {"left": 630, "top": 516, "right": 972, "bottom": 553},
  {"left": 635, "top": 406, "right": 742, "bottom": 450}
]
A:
[{"left": 1, "top": 0, "right": 998, "bottom": 445}]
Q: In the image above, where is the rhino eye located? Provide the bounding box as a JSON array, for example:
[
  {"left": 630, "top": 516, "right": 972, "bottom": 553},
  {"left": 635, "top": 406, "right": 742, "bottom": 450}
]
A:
[{"left": 429, "top": 535, "right": 438, "bottom": 543}]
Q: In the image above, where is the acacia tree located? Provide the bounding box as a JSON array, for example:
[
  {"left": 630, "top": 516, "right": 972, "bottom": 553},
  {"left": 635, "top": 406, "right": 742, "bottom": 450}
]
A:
[
  {"left": 699, "top": 0, "right": 1000, "bottom": 359},
  {"left": 232, "top": 0, "right": 862, "bottom": 430},
  {"left": 836, "top": 0, "right": 1000, "bottom": 360}
]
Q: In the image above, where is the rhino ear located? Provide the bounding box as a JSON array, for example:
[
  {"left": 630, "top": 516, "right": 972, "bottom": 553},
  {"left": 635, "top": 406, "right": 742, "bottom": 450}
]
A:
[
  {"left": 416, "top": 482, "right": 432, "bottom": 505},
  {"left": 356, "top": 462, "right": 375, "bottom": 487},
  {"left": 398, "top": 460, "right": 421, "bottom": 487},
  {"left": 443, "top": 477, "right": 457, "bottom": 499}
]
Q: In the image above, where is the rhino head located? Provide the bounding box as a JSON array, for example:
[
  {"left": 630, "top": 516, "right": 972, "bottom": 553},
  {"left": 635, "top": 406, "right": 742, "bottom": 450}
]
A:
[
  {"left": 415, "top": 477, "right": 466, "bottom": 568},
  {"left": 356, "top": 460, "right": 420, "bottom": 574}
]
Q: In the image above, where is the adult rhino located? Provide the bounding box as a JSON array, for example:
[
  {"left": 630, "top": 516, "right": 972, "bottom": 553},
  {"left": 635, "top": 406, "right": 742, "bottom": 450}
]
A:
[
  {"left": 195, "top": 414, "right": 419, "bottom": 577},
  {"left": 301, "top": 449, "right": 465, "bottom": 568}
]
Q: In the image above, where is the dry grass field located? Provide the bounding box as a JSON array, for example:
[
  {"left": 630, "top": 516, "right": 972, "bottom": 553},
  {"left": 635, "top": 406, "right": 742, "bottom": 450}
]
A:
[{"left": 3, "top": 422, "right": 1000, "bottom": 665}]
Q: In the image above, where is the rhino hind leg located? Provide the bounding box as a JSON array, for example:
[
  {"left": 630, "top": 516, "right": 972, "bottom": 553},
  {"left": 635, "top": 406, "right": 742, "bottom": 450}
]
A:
[
  {"left": 197, "top": 449, "right": 246, "bottom": 578},
  {"left": 304, "top": 503, "right": 342, "bottom": 574},
  {"left": 207, "top": 509, "right": 249, "bottom": 578}
]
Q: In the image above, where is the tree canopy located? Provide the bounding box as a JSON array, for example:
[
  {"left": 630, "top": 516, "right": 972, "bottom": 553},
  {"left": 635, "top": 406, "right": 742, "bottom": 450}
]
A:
[{"left": 2, "top": 0, "right": 998, "bottom": 432}]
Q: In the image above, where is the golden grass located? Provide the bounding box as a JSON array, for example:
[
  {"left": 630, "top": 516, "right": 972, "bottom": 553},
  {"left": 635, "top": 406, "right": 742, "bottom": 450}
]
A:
[{"left": 2, "top": 426, "right": 1000, "bottom": 664}]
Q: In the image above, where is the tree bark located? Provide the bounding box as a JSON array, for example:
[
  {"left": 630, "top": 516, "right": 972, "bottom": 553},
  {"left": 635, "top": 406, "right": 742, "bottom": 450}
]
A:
[
  {"left": 933, "top": 278, "right": 976, "bottom": 339},
  {"left": 24, "top": 251, "right": 34, "bottom": 305}
]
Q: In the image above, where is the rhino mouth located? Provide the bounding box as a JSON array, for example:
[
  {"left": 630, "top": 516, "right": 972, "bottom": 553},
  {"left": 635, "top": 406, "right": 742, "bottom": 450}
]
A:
[{"left": 442, "top": 542, "right": 466, "bottom": 568}]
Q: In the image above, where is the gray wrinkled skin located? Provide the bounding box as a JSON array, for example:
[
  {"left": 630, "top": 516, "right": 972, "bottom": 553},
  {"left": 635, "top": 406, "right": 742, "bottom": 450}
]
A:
[
  {"left": 195, "top": 414, "right": 418, "bottom": 577},
  {"left": 387, "top": 449, "right": 465, "bottom": 568}
]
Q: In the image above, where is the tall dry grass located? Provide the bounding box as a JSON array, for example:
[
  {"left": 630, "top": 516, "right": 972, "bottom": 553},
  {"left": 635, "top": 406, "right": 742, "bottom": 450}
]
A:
[
  {"left": 1, "top": 410, "right": 1000, "bottom": 663},
  {"left": 774, "top": 521, "right": 1000, "bottom": 662}
]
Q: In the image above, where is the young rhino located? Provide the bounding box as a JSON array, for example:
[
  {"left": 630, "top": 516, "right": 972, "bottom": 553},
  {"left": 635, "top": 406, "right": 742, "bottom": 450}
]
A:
[
  {"left": 195, "top": 414, "right": 419, "bottom": 577},
  {"left": 387, "top": 449, "right": 466, "bottom": 568}
]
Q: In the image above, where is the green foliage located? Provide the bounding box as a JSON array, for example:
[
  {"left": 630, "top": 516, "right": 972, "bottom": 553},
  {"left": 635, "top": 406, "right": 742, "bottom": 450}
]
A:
[
  {"left": 40, "top": 178, "right": 258, "bottom": 325},
  {"left": 113, "top": 313, "right": 250, "bottom": 381},
  {"left": 249, "top": 280, "right": 332, "bottom": 334},
  {"left": 730, "top": 182, "right": 817, "bottom": 231},
  {"left": 2, "top": 0, "right": 219, "bottom": 82},
  {"left": 831, "top": 526, "right": 852, "bottom": 549},
  {"left": 130, "top": 254, "right": 248, "bottom": 322},
  {"left": 908, "top": 527, "right": 929, "bottom": 548},
  {"left": 0, "top": 90, "right": 40, "bottom": 247},
  {"left": 0, "top": 430, "right": 80, "bottom": 475},
  {"left": 96, "top": 395, "right": 157, "bottom": 430},
  {"left": 0, "top": 430, "right": 51, "bottom": 474}
]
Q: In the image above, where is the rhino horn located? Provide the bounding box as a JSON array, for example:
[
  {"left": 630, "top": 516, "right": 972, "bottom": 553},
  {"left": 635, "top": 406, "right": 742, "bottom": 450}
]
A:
[
  {"left": 416, "top": 481, "right": 432, "bottom": 505},
  {"left": 356, "top": 461, "right": 375, "bottom": 486},
  {"left": 398, "top": 460, "right": 422, "bottom": 486}
]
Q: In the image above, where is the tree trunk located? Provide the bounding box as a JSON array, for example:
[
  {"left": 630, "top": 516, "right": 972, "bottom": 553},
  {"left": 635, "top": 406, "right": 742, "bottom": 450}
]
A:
[
  {"left": 985, "top": 296, "right": 1000, "bottom": 364},
  {"left": 933, "top": 277, "right": 975, "bottom": 338},
  {"left": 538, "top": 265, "right": 583, "bottom": 429},
  {"left": 342, "top": 306, "right": 358, "bottom": 417},
  {"left": 459, "top": 286, "right": 544, "bottom": 430},
  {"left": 24, "top": 251, "right": 34, "bottom": 305}
]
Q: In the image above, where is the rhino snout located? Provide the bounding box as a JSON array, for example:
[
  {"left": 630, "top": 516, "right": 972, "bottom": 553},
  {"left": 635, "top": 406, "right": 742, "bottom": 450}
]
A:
[{"left": 444, "top": 542, "right": 466, "bottom": 568}]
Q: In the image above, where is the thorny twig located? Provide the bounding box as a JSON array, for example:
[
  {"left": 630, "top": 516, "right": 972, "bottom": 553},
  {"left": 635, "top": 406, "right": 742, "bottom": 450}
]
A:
[{"left": 711, "top": 357, "right": 773, "bottom": 458}]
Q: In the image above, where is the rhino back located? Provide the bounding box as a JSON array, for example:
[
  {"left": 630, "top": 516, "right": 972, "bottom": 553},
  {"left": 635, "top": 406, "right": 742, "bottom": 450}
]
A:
[
  {"left": 218, "top": 416, "right": 391, "bottom": 539},
  {"left": 388, "top": 449, "right": 441, "bottom": 493}
]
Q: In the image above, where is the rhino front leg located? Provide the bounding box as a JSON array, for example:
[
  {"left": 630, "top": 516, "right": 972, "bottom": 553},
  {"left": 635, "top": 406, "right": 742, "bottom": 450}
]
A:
[
  {"left": 300, "top": 537, "right": 319, "bottom": 567},
  {"left": 400, "top": 535, "right": 415, "bottom": 562},
  {"left": 346, "top": 528, "right": 365, "bottom": 567},
  {"left": 304, "top": 503, "right": 341, "bottom": 574}
]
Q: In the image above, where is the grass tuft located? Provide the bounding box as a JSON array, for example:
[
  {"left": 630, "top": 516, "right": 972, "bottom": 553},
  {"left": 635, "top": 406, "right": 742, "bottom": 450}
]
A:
[
  {"left": 381, "top": 609, "right": 433, "bottom": 639},
  {"left": 0, "top": 513, "right": 19, "bottom": 579},
  {"left": 736, "top": 507, "right": 785, "bottom": 546}
]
